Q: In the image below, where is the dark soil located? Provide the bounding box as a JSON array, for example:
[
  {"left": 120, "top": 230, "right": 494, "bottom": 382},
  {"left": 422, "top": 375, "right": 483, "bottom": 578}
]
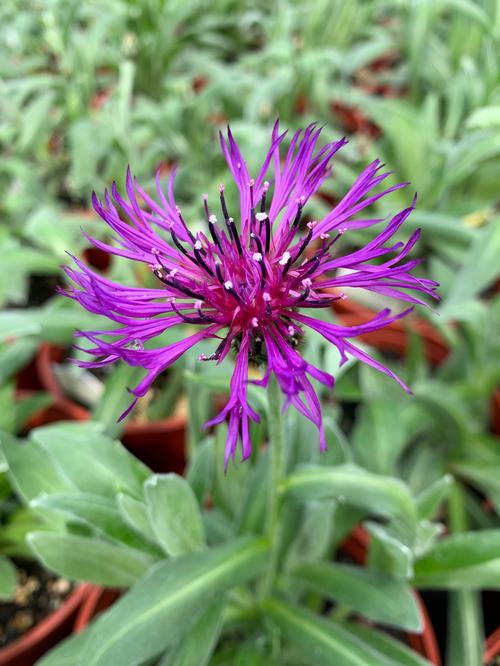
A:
[{"left": 0, "top": 560, "right": 74, "bottom": 648}]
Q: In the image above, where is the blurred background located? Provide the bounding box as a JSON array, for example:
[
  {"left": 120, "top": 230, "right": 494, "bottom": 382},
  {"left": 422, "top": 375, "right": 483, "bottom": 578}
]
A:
[{"left": 0, "top": 1, "right": 500, "bottom": 661}]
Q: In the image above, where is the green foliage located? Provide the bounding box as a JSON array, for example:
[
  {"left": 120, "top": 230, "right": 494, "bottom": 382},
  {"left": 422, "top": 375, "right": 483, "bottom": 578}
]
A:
[{"left": 1, "top": 0, "right": 499, "bottom": 663}]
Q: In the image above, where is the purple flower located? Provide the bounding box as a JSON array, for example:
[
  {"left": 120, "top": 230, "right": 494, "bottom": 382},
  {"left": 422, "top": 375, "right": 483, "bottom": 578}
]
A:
[{"left": 63, "top": 122, "right": 438, "bottom": 466}]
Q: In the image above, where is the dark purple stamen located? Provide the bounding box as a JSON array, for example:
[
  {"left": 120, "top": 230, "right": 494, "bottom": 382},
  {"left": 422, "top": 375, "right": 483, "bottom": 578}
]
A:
[
  {"left": 260, "top": 188, "right": 268, "bottom": 213},
  {"left": 193, "top": 247, "right": 214, "bottom": 276},
  {"left": 220, "top": 187, "right": 230, "bottom": 222},
  {"left": 153, "top": 269, "right": 204, "bottom": 300},
  {"left": 292, "top": 228, "right": 313, "bottom": 264},
  {"left": 292, "top": 201, "right": 303, "bottom": 229},
  {"left": 250, "top": 232, "right": 263, "bottom": 255},
  {"left": 215, "top": 262, "right": 225, "bottom": 285},
  {"left": 263, "top": 216, "right": 271, "bottom": 252},
  {"left": 170, "top": 230, "right": 191, "bottom": 259},
  {"left": 254, "top": 255, "right": 267, "bottom": 287},
  {"left": 292, "top": 285, "right": 311, "bottom": 305},
  {"left": 226, "top": 217, "right": 243, "bottom": 255},
  {"left": 301, "top": 256, "right": 321, "bottom": 278},
  {"left": 208, "top": 217, "right": 224, "bottom": 255}
]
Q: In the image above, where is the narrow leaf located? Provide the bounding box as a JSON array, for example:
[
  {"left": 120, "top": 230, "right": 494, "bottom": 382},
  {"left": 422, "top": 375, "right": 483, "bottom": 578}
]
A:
[{"left": 145, "top": 474, "right": 205, "bottom": 556}]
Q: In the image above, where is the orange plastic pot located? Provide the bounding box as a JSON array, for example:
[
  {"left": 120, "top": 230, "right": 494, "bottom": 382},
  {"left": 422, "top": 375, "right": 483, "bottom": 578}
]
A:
[
  {"left": 332, "top": 298, "right": 448, "bottom": 365},
  {"left": 35, "top": 344, "right": 186, "bottom": 473},
  {"left": 342, "top": 526, "right": 442, "bottom": 665},
  {"left": 0, "top": 584, "right": 95, "bottom": 666}
]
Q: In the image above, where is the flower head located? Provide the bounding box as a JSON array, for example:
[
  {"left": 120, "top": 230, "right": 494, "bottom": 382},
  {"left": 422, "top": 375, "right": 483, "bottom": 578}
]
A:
[{"left": 63, "top": 122, "right": 438, "bottom": 467}]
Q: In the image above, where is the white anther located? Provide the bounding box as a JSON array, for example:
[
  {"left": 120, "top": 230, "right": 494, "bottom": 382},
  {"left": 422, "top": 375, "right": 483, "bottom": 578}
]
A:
[
  {"left": 288, "top": 326, "right": 295, "bottom": 336},
  {"left": 263, "top": 292, "right": 271, "bottom": 302},
  {"left": 253, "top": 252, "right": 263, "bottom": 262},
  {"left": 151, "top": 263, "right": 162, "bottom": 271},
  {"left": 307, "top": 220, "right": 317, "bottom": 229},
  {"left": 168, "top": 269, "right": 178, "bottom": 278},
  {"left": 199, "top": 353, "right": 207, "bottom": 360},
  {"left": 251, "top": 317, "right": 259, "bottom": 328},
  {"left": 279, "top": 251, "right": 291, "bottom": 266},
  {"left": 203, "top": 193, "right": 208, "bottom": 201},
  {"left": 219, "top": 184, "right": 224, "bottom": 192},
  {"left": 194, "top": 240, "right": 203, "bottom": 250},
  {"left": 168, "top": 297, "right": 176, "bottom": 304},
  {"left": 320, "top": 232, "right": 330, "bottom": 240},
  {"left": 263, "top": 181, "right": 270, "bottom": 190},
  {"left": 302, "top": 278, "right": 312, "bottom": 288},
  {"left": 151, "top": 247, "right": 160, "bottom": 254},
  {"left": 195, "top": 300, "right": 203, "bottom": 309},
  {"left": 255, "top": 212, "right": 268, "bottom": 222},
  {"left": 224, "top": 280, "right": 233, "bottom": 290},
  {"left": 208, "top": 214, "right": 217, "bottom": 224}
]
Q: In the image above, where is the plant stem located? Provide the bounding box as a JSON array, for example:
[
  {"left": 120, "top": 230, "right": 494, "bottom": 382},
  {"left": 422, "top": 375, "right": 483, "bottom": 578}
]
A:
[{"left": 262, "top": 373, "right": 285, "bottom": 597}]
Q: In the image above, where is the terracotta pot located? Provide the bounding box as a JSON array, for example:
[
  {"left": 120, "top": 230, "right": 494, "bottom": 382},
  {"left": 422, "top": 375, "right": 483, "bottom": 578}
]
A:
[
  {"left": 342, "top": 526, "right": 442, "bottom": 665},
  {"left": 331, "top": 101, "right": 380, "bottom": 139},
  {"left": 81, "top": 247, "right": 111, "bottom": 272},
  {"left": 332, "top": 299, "right": 500, "bottom": 436},
  {"left": 485, "top": 626, "right": 500, "bottom": 664},
  {"left": 332, "top": 298, "right": 448, "bottom": 365},
  {"left": 14, "top": 389, "right": 88, "bottom": 434},
  {"left": 0, "top": 584, "right": 95, "bottom": 666},
  {"left": 491, "top": 390, "right": 500, "bottom": 437},
  {"left": 35, "top": 344, "right": 187, "bottom": 473},
  {"left": 73, "top": 587, "right": 120, "bottom": 634},
  {"left": 15, "top": 355, "right": 44, "bottom": 393}
]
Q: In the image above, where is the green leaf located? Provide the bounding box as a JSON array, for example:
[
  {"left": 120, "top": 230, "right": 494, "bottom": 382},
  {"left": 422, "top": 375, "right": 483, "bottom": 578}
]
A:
[
  {"left": 117, "top": 492, "right": 157, "bottom": 543},
  {"left": 0, "top": 556, "right": 17, "bottom": 599},
  {"left": 451, "top": 461, "right": 500, "bottom": 514},
  {"left": 263, "top": 596, "right": 394, "bottom": 666},
  {"left": 0, "top": 338, "right": 38, "bottom": 384},
  {"left": 92, "top": 363, "right": 143, "bottom": 437},
  {"left": 37, "top": 631, "right": 90, "bottom": 666},
  {"left": 32, "top": 422, "right": 150, "bottom": 498},
  {"left": 27, "top": 532, "right": 156, "bottom": 587},
  {"left": 342, "top": 622, "right": 431, "bottom": 666},
  {"left": 145, "top": 474, "right": 205, "bottom": 556},
  {"left": 0, "top": 431, "right": 75, "bottom": 503},
  {"left": 365, "top": 522, "right": 414, "bottom": 580},
  {"left": 414, "top": 529, "right": 500, "bottom": 588},
  {"left": 416, "top": 475, "right": 453, "bottom": 520},
  {"left": 161, "top": 597, "right": 225, "bottom": 666},
  {"left": 446, "top": 591, "right": 483, "bottom": 666},
  {"left": 281, "top": 464, "right": 418, "bottom": 545},
  {"left": 76, "top": 536, "right": 268, "bottom": 666},
  {"left": 0, "top": 312, "right": 41, "bottom": 342},
  {"left": 352, "top": 400, "right": 405, "bottom": 475},
  {"left": 13, "top": 392, "right": 52, "bottom": 433},
  {"left": 285, "top": 499, "right": 335, "bottom": 569},
  {"left": 235, "top": 449, "right": 269, "bottom": 536},
  {"left": 443, "top": 218, "right": 500, "bottom": 310},
  {"left": 290, "top": 562, "right": 421, "bottom": 631},
  {"left": 466, "top": 106, "right": 500, "bottom": 129},
  {"left": 31, "top": 493, "right": 157, "bottom": 553},
  {"left": 186, "top": 437, "right": 215, "bottom": 505},
  {"left": 18, "top": 90, "right": 54, "bottom": 150}
]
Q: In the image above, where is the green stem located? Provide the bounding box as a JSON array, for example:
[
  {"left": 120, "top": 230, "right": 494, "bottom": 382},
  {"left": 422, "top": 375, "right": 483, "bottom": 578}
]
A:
[{"left": 262, "top": 374, "right": 285, "bottom": 597}]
